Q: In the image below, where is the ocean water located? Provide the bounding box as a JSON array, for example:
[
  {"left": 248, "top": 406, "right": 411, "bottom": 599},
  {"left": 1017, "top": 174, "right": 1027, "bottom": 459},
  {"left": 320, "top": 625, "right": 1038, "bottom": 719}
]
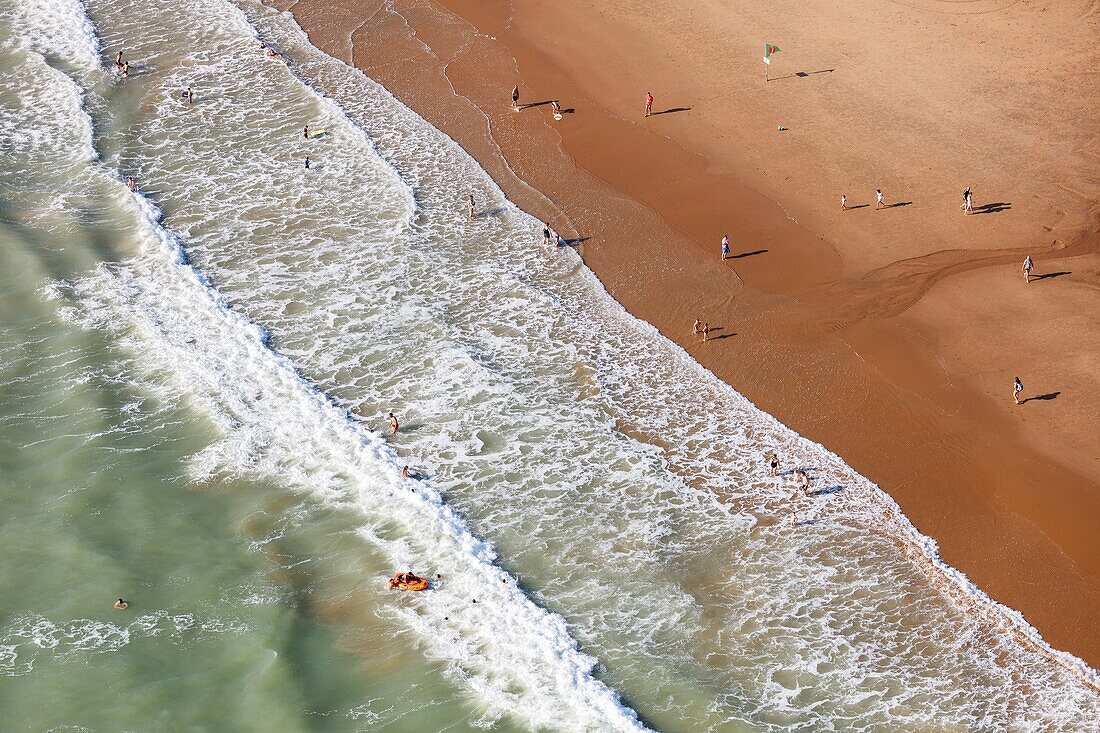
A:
[{"left": 1, "top": 0, "right": 1097, "bottom": 730}]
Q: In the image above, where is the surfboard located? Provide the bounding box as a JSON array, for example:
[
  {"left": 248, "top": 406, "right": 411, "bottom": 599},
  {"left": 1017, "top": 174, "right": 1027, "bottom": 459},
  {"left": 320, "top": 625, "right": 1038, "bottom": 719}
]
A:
[
  {"left": 309, "top": 129, "right": 327, "bottom": 137},
  {"left": 553, "top": 113, "right": 563, "bottom": 121}
]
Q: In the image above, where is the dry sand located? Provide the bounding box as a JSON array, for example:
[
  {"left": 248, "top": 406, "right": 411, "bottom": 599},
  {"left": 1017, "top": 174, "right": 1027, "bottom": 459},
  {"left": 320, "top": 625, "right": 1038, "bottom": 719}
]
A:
[{"left": 269, "top": 0, "right": 1100, "bottom": 666}]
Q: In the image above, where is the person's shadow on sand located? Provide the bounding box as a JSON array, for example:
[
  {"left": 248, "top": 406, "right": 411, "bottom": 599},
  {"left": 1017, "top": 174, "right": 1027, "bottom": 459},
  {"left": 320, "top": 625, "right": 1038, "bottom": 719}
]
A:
[
  {"left": 651, "top": 106, "right": 692, "bottom": 116},
  {"left": 1021, "top": 391, "right": 1060, "bottom": 404}
]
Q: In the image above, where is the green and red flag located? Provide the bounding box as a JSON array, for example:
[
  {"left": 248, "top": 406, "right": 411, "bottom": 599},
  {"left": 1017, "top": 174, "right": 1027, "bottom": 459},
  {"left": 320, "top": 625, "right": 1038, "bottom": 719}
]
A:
[{"left": 763, "top": 43, "right": 781, "bottom": 64}]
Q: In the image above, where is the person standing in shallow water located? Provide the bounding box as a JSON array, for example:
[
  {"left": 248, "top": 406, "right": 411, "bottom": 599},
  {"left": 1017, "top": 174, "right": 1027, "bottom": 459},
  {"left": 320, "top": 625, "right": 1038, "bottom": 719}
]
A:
[
  {"left": 542, "top": 222, "right": 552, "bottom": 246},
  {"left": 467, "top": 194, "right": 475, "bottom": 219},
  {"left": 511, "top": 85, "right": 520, "bottom": 111},
  {"left": 388, "top": 412, "right": 399, "bottom": 434}
]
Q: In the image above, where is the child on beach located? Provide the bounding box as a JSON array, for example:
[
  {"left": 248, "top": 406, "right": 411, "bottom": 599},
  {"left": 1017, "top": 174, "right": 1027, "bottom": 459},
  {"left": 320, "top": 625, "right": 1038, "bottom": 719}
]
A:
[
  {"left": 876, "top": 189, "right": 885, "bottom": 209},
  {"left": 721, "top": 234, "right": 730, "bottom": 259},
  {"left": 645, "top": 92, "right": 653, "bottom": 117},
  {"left": 1023, "top": 255, "right": 1033, "bottom": 283},
  {"left": 1013, "top": 377, "right": 1024, "bottom": 404}
]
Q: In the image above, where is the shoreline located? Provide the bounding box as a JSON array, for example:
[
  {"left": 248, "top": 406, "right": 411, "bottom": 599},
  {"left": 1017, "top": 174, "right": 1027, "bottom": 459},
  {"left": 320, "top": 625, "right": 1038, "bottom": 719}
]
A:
[{"left": 270, "top": 0, "right": 1100, "bottom": 669}]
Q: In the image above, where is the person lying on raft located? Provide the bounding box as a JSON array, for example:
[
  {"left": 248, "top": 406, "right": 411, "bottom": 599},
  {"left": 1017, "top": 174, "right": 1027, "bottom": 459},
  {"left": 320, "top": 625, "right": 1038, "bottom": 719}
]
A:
[{"left": 388, "top": 571, "right": 426, "bottom": 589}]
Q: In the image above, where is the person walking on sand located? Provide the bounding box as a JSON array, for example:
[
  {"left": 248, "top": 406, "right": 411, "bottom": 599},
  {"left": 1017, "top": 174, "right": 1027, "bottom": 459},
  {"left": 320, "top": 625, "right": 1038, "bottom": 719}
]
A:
[
  {"left": 841, "top": 194, "right": 847, "bottom": 211},
  {"left": 467, "top": 194, "right": 476, "bottom": 219},
  {"left": 511, "top": 85, "right": 520, "bottom": 111},
  {"left": 645, "top": 92, "right": 654, "bottom": 117},
  {"left": 962, "top": 187, "right": 973, "bottom": 215},
  {"left": 702, "top": 322, "right": 711, "bottom": 342},
  {"left": 875, "top": 188, "right": 885, "bottom": 210},
  {"left": 1013, "top": 377, "right": 1024, "bottom": 405},
  {"left": 721, "top": 234, "right": 730, "bottom": 259},
  {"left": 388, "top": 412, "right": 399, "bottom": 434},
  {"left": 1023, "top": 255, "right": 1033, "bottom": 283},
  {"left": 551, "top": 100, "right": 561, "bottom": 116},
  {"left": 692, "top": 318, "right": 702, "bottom": 335}
]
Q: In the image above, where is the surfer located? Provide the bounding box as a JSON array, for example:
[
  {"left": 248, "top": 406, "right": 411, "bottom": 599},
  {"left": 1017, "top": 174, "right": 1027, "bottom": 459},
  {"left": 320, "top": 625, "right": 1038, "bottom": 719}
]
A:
[
  {"left": 114, "top": 598, "right": 129, "bottom": 610},
  {"left": 388, "top": 412, "right": 399, "bottom": 434},
  {"left": 551, "top": 100, "right": 561, "bottom": 117}
]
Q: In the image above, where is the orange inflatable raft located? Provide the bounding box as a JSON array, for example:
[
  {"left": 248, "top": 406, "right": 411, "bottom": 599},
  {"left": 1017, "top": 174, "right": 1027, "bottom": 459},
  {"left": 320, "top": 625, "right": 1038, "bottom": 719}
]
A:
[{"left": 389, "top": 574, "right": 430, "bottom": 592}]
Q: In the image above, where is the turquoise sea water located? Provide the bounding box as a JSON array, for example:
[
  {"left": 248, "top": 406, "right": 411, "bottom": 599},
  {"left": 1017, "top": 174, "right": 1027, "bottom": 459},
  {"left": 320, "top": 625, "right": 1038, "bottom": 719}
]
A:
[{"left": 1, "top": 0, "right": 1097, "bottom": 730}]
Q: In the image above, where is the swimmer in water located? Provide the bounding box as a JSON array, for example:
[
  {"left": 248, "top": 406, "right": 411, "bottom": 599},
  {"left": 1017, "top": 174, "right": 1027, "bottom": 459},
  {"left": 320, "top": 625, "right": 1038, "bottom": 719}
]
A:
[
  {"left": 303, "top": 125, "right": 309, "bottom": 139},
  {"left": 115, "top": 50, "right": 124, "bottom": 68},
  {"left": 114, "top": 598, "right": 129, "bottom": 610},
  {"left": 401, "top": 466, "right": 410, "bottom": 478}
]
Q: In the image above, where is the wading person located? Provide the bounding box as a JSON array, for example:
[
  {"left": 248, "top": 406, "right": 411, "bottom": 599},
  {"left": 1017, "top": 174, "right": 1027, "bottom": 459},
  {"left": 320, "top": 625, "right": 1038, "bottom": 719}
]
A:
[
  {"left": 511, "top": 85, "right": 520, "bottom": 111},
  {"left": 388, "top": 412, "right": 399, "bottom": 434}
]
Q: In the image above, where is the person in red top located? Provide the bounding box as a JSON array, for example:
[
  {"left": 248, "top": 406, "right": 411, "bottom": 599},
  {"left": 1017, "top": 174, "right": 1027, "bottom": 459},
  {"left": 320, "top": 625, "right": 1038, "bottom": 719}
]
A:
[{"left": 645, "top": 92, "right": 654, "bottom": 117}]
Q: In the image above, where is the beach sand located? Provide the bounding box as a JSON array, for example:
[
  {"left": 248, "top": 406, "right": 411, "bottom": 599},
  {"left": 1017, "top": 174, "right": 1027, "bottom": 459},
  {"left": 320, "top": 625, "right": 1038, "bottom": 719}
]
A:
[{"left": 271, "top": 0, "right": 1100, "bottom": 665}]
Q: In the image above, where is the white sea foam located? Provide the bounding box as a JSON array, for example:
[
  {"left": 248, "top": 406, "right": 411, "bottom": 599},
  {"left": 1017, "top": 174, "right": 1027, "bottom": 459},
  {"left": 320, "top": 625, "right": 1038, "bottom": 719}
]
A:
[{"left": 17, "top": 0, "right": 1100, "bottom": 730}]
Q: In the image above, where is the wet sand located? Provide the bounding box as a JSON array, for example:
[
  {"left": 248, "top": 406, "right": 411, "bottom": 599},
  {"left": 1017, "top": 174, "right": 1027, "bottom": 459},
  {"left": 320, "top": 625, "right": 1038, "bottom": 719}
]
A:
[{"left": 270, "top": 0, "right": 1100, "bottom": 666}]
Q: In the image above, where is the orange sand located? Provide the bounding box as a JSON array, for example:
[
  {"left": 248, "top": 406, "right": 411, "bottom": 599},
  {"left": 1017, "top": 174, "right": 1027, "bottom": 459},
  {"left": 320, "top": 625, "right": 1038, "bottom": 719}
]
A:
[{"left": 271, "top": 0, "right": 1100, "bottom": 666}]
